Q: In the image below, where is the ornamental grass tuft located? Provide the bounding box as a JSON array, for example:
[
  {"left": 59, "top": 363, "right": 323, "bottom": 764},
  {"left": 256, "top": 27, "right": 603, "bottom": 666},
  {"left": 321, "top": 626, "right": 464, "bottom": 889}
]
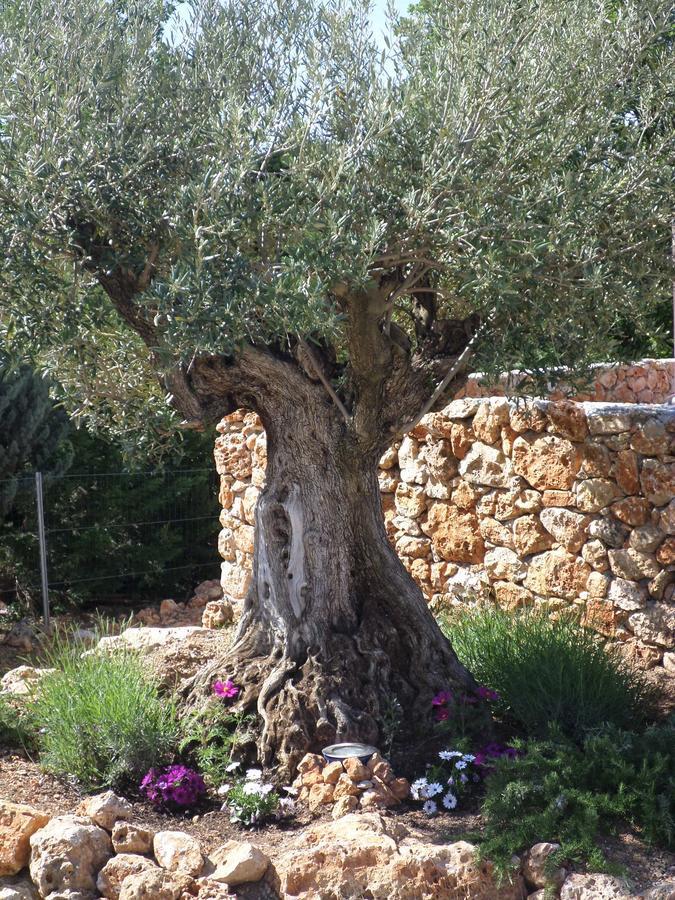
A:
[
  {"left": 441, "top": 605, "right": 654, "bottom": 741},
  {"left": 31, "top": 627, "right": 177, "bottom": 791}
]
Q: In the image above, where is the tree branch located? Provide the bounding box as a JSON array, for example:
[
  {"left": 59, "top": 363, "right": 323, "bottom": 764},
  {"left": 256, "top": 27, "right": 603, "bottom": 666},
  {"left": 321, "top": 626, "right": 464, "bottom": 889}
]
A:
[
  {"left": 395, "top": 316, "right": 491, "bottom": 438},
  {"left": 297, "top": 337, "right": 352, "bottom": 425}
]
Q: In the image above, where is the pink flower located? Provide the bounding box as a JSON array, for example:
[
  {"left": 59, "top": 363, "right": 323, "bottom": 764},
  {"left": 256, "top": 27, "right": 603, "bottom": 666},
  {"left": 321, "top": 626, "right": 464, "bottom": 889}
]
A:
[
  {"left": 213, "top": 678, "right": 240, "bottom": 699},
  {"left": 434, "top": 707, "right": 450, "bottom": 722},
  {"left": 432, "top": 690, "right": 453, "bottom": 707}
]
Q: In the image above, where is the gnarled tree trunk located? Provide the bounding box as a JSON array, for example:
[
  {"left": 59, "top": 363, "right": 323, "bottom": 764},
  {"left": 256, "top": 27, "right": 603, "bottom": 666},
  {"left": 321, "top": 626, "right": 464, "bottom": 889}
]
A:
[{"left": 187, "top": 363, "right": 477, "bottom": 778}]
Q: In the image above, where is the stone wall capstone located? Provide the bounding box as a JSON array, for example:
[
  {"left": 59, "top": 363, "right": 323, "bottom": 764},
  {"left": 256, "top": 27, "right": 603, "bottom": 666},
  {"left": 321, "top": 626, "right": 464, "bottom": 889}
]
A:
[{"left": 215, "top": 361, "right": 675, "bottom": 672}]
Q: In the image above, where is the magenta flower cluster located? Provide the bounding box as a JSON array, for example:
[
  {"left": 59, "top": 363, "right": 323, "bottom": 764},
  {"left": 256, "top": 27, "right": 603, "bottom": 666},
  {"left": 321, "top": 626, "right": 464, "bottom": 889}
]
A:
[
  {"left": 140, "top": 765, "right": 206, "bottom": 809},
  {"left": 431, "top": 685, "right": 501, "bottom": 721},
  {"left": 473, "top": 742, "right": 522, "bottom": 771},
  {"left": 213, "top": 678, "right": 240, "bottom": 699}
]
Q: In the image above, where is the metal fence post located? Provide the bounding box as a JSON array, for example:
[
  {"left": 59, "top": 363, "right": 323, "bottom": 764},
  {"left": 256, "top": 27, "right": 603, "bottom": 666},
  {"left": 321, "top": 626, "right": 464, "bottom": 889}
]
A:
[{"left": 35, "top": 471, "right": 50, "bottom": 629}]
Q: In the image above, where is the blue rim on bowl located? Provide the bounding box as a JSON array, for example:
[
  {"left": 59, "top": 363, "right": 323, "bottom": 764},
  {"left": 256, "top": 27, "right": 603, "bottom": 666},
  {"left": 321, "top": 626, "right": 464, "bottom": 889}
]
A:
[{"left": 322, "top": 742, "right": 379, "bottom": 765}]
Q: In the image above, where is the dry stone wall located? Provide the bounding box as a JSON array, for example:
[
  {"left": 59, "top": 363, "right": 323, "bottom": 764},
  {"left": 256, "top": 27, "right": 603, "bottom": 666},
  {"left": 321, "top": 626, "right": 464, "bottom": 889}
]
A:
[
  {"left": 457, "top": 357, "right": 675, "bottom": 404},
  {"left": 215, "top": 362, "right": 675, "bottom": 671}
]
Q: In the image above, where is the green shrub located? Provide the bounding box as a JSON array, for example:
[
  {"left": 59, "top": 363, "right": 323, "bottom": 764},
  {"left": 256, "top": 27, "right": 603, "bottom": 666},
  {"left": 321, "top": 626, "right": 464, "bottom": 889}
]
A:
[
  {"left": 0, "top": 693, "right": 37, "bottom": 751},
  {"left": 479, "top": 720, "right": 675, "bottom": 872},
  {"left": 32, "top": 631, "right": 177, "bottom": 790},
  {"left": 178, "top": 700, "right": 254, "bottom": 788},
  {"left": 441, "top": 606, "right": 653, "bottom": 740}
]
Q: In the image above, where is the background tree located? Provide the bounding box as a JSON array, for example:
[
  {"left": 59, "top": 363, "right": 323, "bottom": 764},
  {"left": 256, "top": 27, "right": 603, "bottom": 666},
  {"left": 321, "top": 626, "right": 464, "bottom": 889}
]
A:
[{"left": 1, "top": 0, "right": 673, "bottom": 773}]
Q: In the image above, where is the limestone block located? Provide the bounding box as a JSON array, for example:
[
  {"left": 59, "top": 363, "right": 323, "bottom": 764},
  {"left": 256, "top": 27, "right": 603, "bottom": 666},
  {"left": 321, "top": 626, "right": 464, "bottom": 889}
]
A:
[
  {"left": 608, "top": 577, "right": 648, "bottom": 611},
  {"left": 512, "top": 515, "right": 554, "bottom": 556},
  {"left": 458, "top": 443, "right": 514, "bottom": 488},
  {"left": 641, "top": 459, "right": 675, "bottom": 506},
  {"left": 628, "top": 604, "right": 675, "bottom": 648},
  {"left": 607, "top": 549, "right": 660, "bottom": 581},
  {"left": 153, "top": 831, "right": 204, "bottom": 877},
  {"left": 540, "top": 508, "right": 588, "bottom": 553},
  {"left": 422, "top": 503, "right": 484, "bottom": 564},
  {"left": 0, "top": 801, "right": 50, "bottom": 876},
  {"left": 29, "top": 815, "right": 112, "bottom": 900},
  {"left": 524, "top": 548, "right": 591, "bottom": 600},
  {"left": 512, "top": 434, "right": 581, "bottom": 491},
  {"left": 97, "top": 854, "right": 159, "bottom": 900},
  {"left": 576, "top": 479, "right": 621, "bottom": 513},
  {"left": 484, "top": 548, "right": 526, "bottom": 582}
]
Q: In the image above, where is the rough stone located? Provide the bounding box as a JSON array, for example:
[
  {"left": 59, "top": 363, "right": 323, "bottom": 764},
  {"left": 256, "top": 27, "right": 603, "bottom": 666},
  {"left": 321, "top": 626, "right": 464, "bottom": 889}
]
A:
[
  {"left": 586, "top": 571, "right": 610, "bottom": 599},
  {"left": 472, "top": 399, "right": 510, "bottom": 444},
  {"left": 458, "top": 443, "right": 514, "bottom": 488},
  {"left": 111, "top": 823, "right": 154, "bottom": 856},
  {"left": 308, "top": 783, "right": 335, "bottom": 811},
  {"left": 153, "top": 831, "right": 204, "bottom": 877},
  {"left": 97, "top": 854, "right": 159, "bottom": 900},
  {"left": 579, "top": 443, "right": 612, "bottom": 478},
  {"left": 484, "top": 548, "right": 527, "bottom": 582},
  {"left": 343, "top": 758, "right": 370, "bottom": 781},
  {"left": 449, "top": 422, "right": 475, "bottom": 460},
  {"left": 493, "top": 488, "right": 542, "bottom": 521},
  {"left": 479, "top": 517, "right": 514, "bottom": 548},
  {"left": 581, "top": 540, "right": 609, "bottom": 572},
  {"left": 541, "top": 490, "right": 575, "bottom": 507},
  {"left": 0, "top": 801, "right": 50, "bottom": 876},
  {"left": 576, "top": 479, "right": 621, "bottom": 513},
  {"left": 607, "top": 549, "right": 660, "bottom": 581},
  {"left": 656, "top": 537, "right": 675, "bottom": 565},
  {"left": 275, "top": 813, "right": 524, "bottom": 900},
  {"left": 509, "top": 402, "right": 547, "bottom": 434},
  {"left": 522, "top": 842, "right": 565, "bottom": 890},
  {"left": 641, "top": 459, "right": 675, "bottom": 506},
  {"left": 586, "top": 408, "right": 636, "bottom": 436},
  {"left": 524, "top": 548, "right": 591, "bottom": 600},
  {"left": 588, "top": 518, "right": 629, "bottom": 548},
  {"left": 118, "top": 870, "right": 194, "bottom": 900},
  {"left": 630, "top": 420, "right": 670, "bottom": 456},
  {"left": 201, "top": 599, "right": 234, "bottom": 629},
  {"left": 394, "top": 483, "right": 427, "bottom": 518},
  {"left": 614, "top": 449, "right": 640, "bottom": 494},
  {"left": 611, "top": 497, "right": 651, "bottom": 527},
  {"left": 512, "top": 434, "right": 581, "bottom": 491},
  {"left": 29, "top": 815, "right": 112, "bottom": 900},
  {"left": 422, "top": 503, "right": 484, "bottom": 564},
  {"left": 76, "top": 792, "right": 132, "bottom": 833},
  {"left": 512, "top": 515, "right": 554, "bottom": 556},
  {"left": 583, "top": 600, "right": 618, "bottom": 636},
  {"left": 493, "top": 582, "right": 534, "bottom": 610},
  {"left": 659, "top": 499, "right": 675, "bottom": 534},
  {"left": 544, "top": 401, "right": 588, "bottom": 442},
  {"left": 629, "top": 524, "right": 665, "bottom": 554},
  {"left": 608, "top": 578, "right": 648, "bottom": 612},
  {"left": 629, "top": 604, "right": 675, "bottom": 649},
  {"left": 559, "top": 873, "right": 632, "bottom": 899},
  {"left": 322, "top": 762, "right": 344, "bottom": 785},
  {"left": 331, "top": 796, "right": 359, "bottom": 819},
  {"left": 209, "top": 841, "right": 270, "bottom": 886},
  {"left": 0, "top": 877, "right": 39, "bottom": 900},
  {"left": 0, "top": 666, "right": 54, "bottom": 697},
  {"left": 539, "top": 508, "right": 588, "bottom": 553}
]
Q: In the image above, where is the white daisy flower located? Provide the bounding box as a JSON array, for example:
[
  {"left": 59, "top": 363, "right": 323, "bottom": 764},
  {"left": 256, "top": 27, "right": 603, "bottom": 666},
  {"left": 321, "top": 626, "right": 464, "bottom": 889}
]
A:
[
  {"left": 245, "top": 768, "right": 263, "bottom": 781},
  {"left": 440, "top": 750, "right": 463, "bottom": 759},
  {"left": 443, "top": 792, "right": 458, "bottom": 810},
  {"left": 455, "top": 760, "right": 467, "bottom": 770},
  {"left": 225, "top": 761, "right": 241, "bottom": 772},
  {"left": 243, "top": 781, "right": 273, "bottom": 796},
  {"left": 216, "top": 783, "right": 232, "bottom": 796},
  {"left": 411, "top": 778, "right": 428, "bottom": 800},
  {"left": 462, "top": 754, "right": 476, "bottom": 762},
  {"left": 422, "top": 800, "right": 438, "bottom": 816},
  {"left": 425, "top": 782, "right": 444, "bottom": 797}
]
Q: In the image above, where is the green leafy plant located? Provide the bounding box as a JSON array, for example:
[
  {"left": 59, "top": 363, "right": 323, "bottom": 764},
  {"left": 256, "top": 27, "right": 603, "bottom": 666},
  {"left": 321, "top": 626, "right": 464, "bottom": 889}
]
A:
[
  {"left": 221, "top": 765, "right": 281, "bottom": 827},
  {"left": 479, "top": 720, "right": 675, "bottom": 872},
  {"left": 179, "top": 699, "right": 254, "bottom": 788},
  {"left": 441, "top": 606, "right": 654, "bottom": 740},
  {"left": 31, "top": 628, "right": 178, "bottom": 790},
  {"left": 0, "top": 693, "right": 37, "bottom": 752}
]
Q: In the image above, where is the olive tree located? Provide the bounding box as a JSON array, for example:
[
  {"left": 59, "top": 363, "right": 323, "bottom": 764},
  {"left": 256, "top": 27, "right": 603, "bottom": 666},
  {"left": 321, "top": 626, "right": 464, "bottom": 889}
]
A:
[{"left": 1, "top": 0, "right": 672, "bottom": 773}]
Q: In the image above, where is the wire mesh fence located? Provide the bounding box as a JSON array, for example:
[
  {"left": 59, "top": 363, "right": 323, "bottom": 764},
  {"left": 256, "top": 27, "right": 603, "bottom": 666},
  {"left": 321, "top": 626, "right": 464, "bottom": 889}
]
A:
[{"left": 0, "top": 467, "right": 221, "bottom": 618}]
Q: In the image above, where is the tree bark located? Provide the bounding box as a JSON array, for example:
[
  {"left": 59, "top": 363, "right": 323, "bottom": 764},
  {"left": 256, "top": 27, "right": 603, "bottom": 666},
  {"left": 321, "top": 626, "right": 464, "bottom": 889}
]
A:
[{"left": 187, "top": 373, "right": 478, "bottom": 779}]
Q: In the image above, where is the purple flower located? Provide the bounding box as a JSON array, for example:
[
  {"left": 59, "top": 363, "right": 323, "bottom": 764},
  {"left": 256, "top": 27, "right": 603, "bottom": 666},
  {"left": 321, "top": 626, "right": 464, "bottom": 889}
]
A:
[
  {"left": 475, "top": 685, "right": 501, "bottom": 702},
  {"left": 434, "top": 707, "right": 450, "bottom": 722},
  {"left": 140, "top": 765, "right": 206, "bottom": 809},
  {"left": 213, "top": 678, "right": 240, "bottom": 699},
  {"left": 432, "top": 690, "right": 453, "bottom": 707}
]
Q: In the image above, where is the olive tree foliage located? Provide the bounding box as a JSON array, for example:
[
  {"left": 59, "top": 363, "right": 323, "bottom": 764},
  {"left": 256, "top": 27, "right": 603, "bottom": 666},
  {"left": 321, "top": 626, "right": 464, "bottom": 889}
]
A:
[{"left": 0, "top": 0, "right": 672, "bottom": 443}]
